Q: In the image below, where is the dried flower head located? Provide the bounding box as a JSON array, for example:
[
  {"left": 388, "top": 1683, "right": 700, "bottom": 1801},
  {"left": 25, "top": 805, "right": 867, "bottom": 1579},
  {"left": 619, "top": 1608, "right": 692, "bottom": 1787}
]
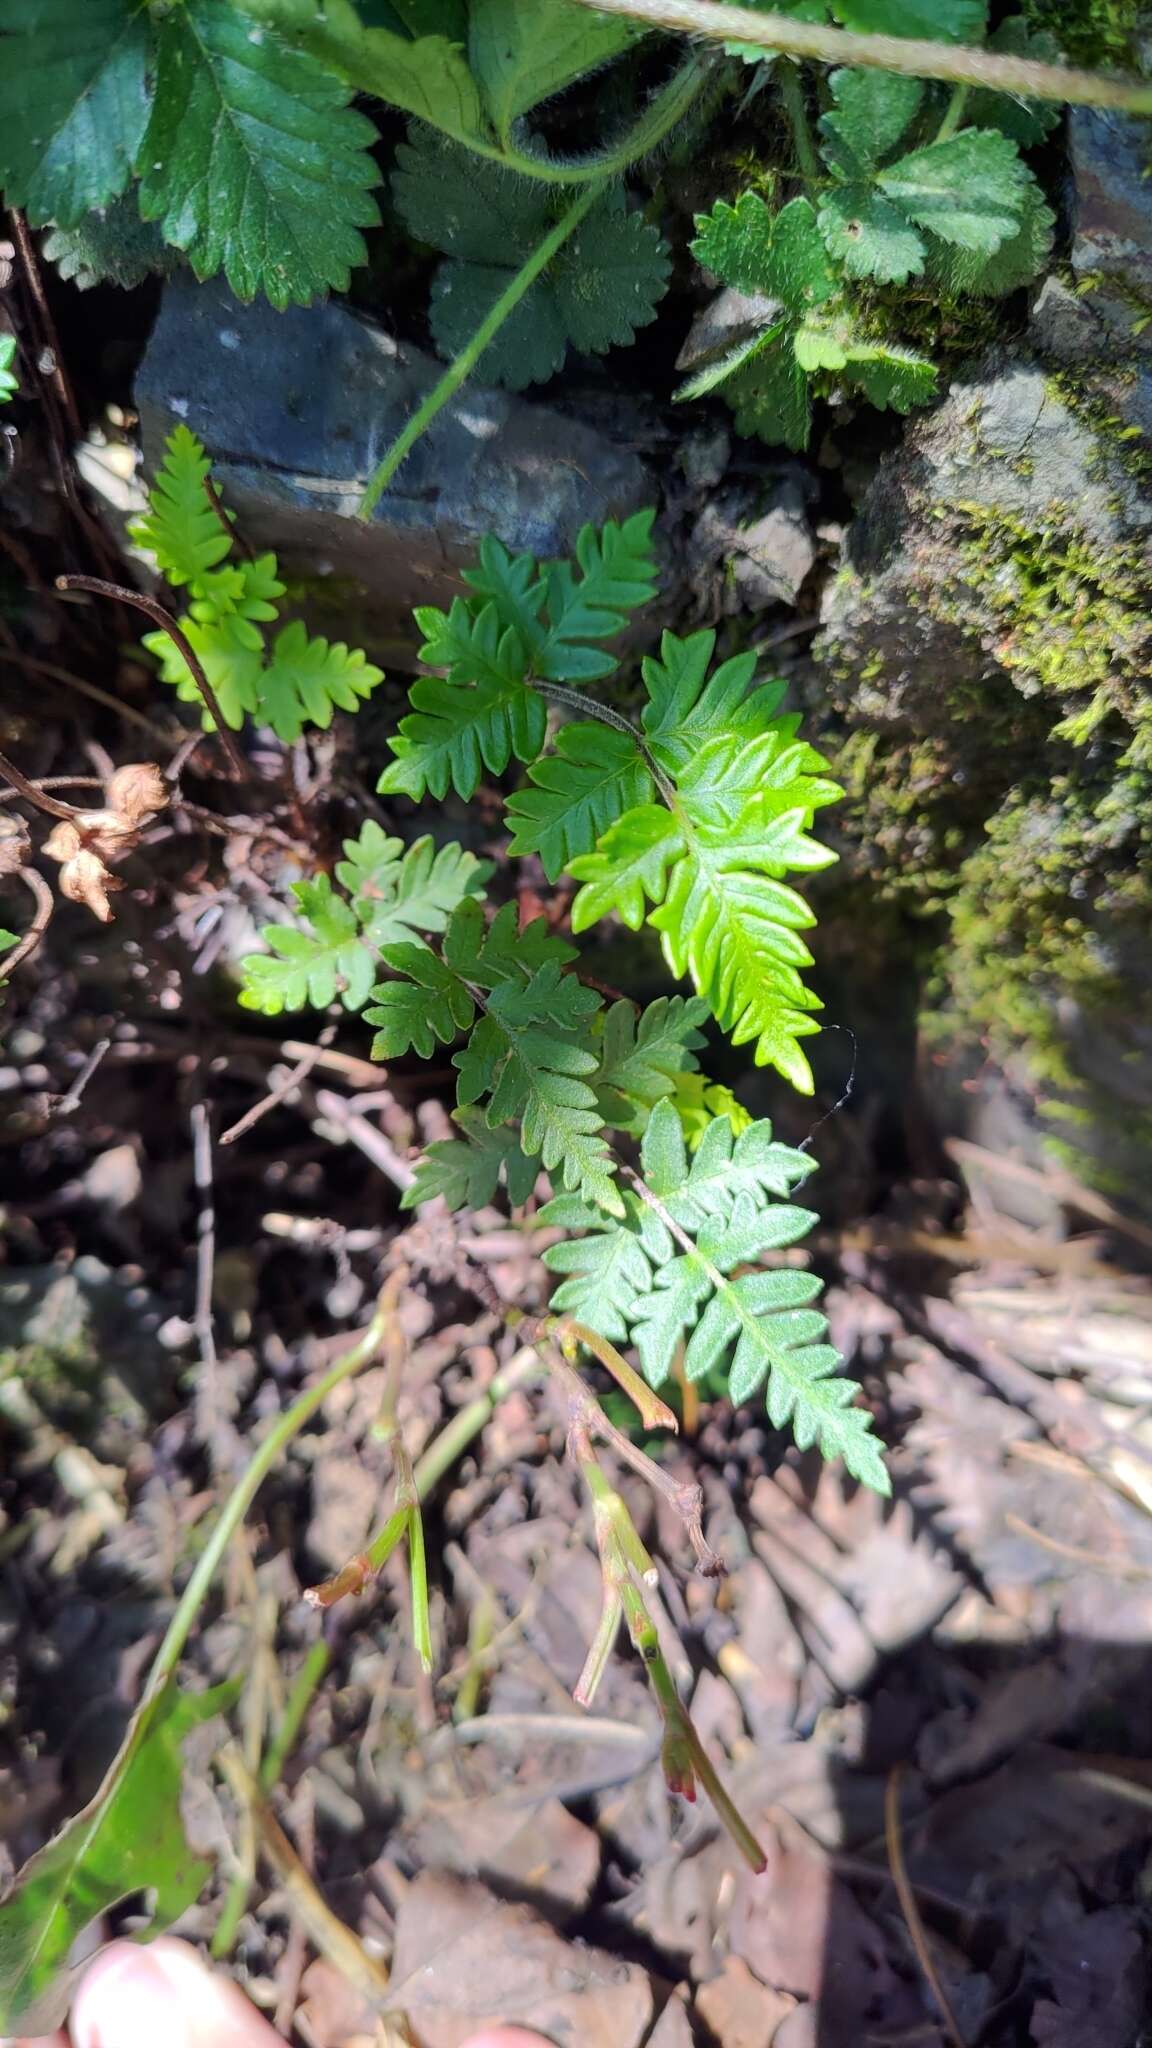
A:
[{"left": 0, "top": 813, "right": 31, "bottom": 878}]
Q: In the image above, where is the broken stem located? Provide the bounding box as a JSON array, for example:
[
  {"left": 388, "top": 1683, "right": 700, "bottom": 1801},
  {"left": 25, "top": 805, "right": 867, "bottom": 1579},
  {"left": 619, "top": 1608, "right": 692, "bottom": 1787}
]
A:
[
  {"left": 0, "top": 866, "right": 54, "bottom": 979},
  {"left": 55, "top": 574, "right": 248, "bottom": 782}
]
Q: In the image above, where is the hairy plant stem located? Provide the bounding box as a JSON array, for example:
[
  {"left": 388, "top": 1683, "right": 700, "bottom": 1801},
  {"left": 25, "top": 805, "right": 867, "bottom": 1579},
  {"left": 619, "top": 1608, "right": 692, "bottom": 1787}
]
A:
[
  {"left": 778, "top": 60, "right": 819, "bottom": 183},
  {"left": 569, "top": 0, "right": 1152, "bottom": 111},
  {"left": 532, "top": 680, "right": 679, "bottom": 806},
  {"left": 358, "top": 180, "right": 607, "bottom": 519},
  {"left": 934, "top": 83, "right": 969, "bottom": 140},
  {"left": 500, "top": 54, "right": 708, "bottom": 183}
]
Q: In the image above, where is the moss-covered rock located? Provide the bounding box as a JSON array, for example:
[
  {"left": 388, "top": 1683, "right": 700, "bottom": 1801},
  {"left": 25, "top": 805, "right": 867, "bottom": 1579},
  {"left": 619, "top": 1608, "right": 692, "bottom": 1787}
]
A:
[{"left": 815, "top": 310, "right": 1152, "bottom": 1210}]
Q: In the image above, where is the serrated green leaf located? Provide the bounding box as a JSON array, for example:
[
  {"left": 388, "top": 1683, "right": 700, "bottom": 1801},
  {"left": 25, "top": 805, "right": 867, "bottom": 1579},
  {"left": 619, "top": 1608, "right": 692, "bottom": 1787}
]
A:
[
  {"left": 447, "top": 898, "right": 577, "bottom": 987},
  {"left": 718, "top": 329, "right": 812, "bottom": 451},
  {"left": 143, "top": 554, "right": 287, "bottom": 730},
  {"left": 258, "top": 621, "right": 383, "bottom": 743},
  {"left": 42, "top": 193, "right": 180, "bottom": 291},
  {"left": 138, "top": 0, "right": 380, "bottom": 309},
  {"left": 0, "top": 1679, "right": 236, "bottom": 2039},
  {"left": 692, "top": 194, "right": 836, "bottom": 313},
  {"left": 794, "top": 322, "right": 848, "bottom": 372},
  {"left": 378, "top": 601, "right": 544, "bottom": 800},
  {"left": 843, "top": 339, "right": 938, "bottom": 412},
  {"left": 506, "top": 723, "right": 652, "bottom": 880},
  {"left": 964, "top": 16, "right": 1064, "bottom": 143},
  {"left": 366, "top": 940, "right": 476, "bottom": 1056},
  {"left": 819, "top": 67, "right": 924, "bottom": 171},
  {"left": 240, "top": 0, "right": 491, "bottom": 149},
  {"left": 129, "top": 426, "right": 233, "bottom": 590},
  {"left": 569, "top": 805, "right": 684, "bottom": 931},
  {"left": 817, "top": 186, "right": 926, "bottom": 284},
  {"left": 924, "top": 175, "right": 1053, "bottom": 296},
  {"left": 542, "top": 1203, "right": 654, "bottom": 1341},
  {"left": 0, "top": 0, "right": 152, "bottom": 229},
  {"left": 877, "top": 128, "right": 1030, "bottom": 255},
  {"left": 336, "top": 825, "right": 489, "bottom": 947},
  {"left": 467, "top": 0, "right": 644, "bottom": 136},
  {"left": 239, "top": 875, "right": 375, "bottom": 1015},
  {"left": 401, "top": 1108, "right": 538, "bottom": 1211},
  {"left": 641, "top": 630, "right": 788, "bottom": 769},
  {"left": 455, "top": 1011, "right": 622, "bottom": 1215}
]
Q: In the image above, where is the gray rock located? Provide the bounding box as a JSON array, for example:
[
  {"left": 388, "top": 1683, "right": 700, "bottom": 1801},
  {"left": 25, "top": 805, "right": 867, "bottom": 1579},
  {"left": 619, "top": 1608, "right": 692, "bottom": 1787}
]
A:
[
  {"left": 676, "top": 286, "right": 781, "bottom": 372},
  {"left": 687, "top": 472, "right": 817, "bottom": 612},
  {"left": 1069, "top": 107, "right": 1152, "bottom": 350},
  {"left": 134, "top": 276, "right": 656, "bottom": 667}
]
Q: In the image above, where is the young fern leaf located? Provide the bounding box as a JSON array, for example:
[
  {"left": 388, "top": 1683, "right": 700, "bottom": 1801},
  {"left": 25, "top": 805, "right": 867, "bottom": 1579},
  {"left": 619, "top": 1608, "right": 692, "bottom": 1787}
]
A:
[
  {"left": 378, "top": 510, "right": 657, "bottom": 803},
  {"left": 401, "top": 1107, "right": 538, "bottom": 1212},
  {"left": 506, "top": 724, "right": 654, "bottom": 880},
  {"left": 565, "top": 631, "right": 841, "bottom": 1093},
  {"left": 592, "top": 995, "right": 709, "bottom": 1131},
  {"left": 542, "top": 1103, "right": 888, "bottom": 1492},
  {"left": 128, "top": 425, "right": 233, "bottom": 588},
  {"left": 132, "top": 427, "right": 384, "bottom": 740},
  {"left": 366, "top": 903, "right": 623, "bottom": 1216},
  {"left": 238, "top": 832, "right": 487, "bottom": 1017}
]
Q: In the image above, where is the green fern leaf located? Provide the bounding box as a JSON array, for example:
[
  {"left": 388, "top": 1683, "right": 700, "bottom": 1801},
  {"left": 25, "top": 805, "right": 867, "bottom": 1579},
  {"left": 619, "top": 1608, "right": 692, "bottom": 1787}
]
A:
[
  {"left": 506, "top": 724, "right": 653, "bottom": 880},
  {"left": 455, "top": 1010, "right": 622, "bottom": 1216},
  {"left": 336, "top": 825, "right": 490, "bottom": 946},
  {"left": 365, "top": 941, "right": 476, "bottom": 1057},
  {"left": 239, "top": 875, "right": 374, "bottom": 1015},
  {"left": 641, "top": 630, "right": 790, "bottom": 768},
  {"left": 377, "top": 601, "right": 544, "bottom": 800},
  {"left": 448, "top": 899, "right": 577, "bottom": 987},
  {"left": 142, "top": 556, "right": 286, "bottom": 730},
  {"left": 593, "top": 995, "right": 708, "bottom": 1129},
  {"left": 568, "top": 806, "right": 683, "bottom": 931},
  {"left": 401, "top": 1108, "right": 538, "bottom": 1211},
  {"left": 540, "top": 1195, "right": 654, "bottom": 1342},
  {"left": 258, "top": 621, "right": 384, "bottom": 743},
  {"left": 643, "top": 1104, "right": 815, "bottom": 1223},
  {"left": 138, "top": 0, "right": 380, "bottom": 308},
  {"left": 129, "top": 426, "right": 233, "bottom": 589},
  {"left": 0, "top": 337, "right": 16, "bottom": 404},
  {"left": 462, "top": 510, "right": 658, "bottom": 685}
]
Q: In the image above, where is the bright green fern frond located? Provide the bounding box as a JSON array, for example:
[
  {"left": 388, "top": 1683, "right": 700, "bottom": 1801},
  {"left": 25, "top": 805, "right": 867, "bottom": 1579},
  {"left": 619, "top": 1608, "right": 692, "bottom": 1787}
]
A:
[
  {"left": 377, "top": 601, "right": 544, "bottom": 801},
  {"left": 463, "top": 510, "right": 658, "bottom": 685},
  {"left": 641, "top": 630, "right": 789, "bottom": 767},
  {"left": 592, "top": 995, "right": 709, "bottom": 1131},
  {"left": 259, "top": 622, "right": 384, "bottom": 743},
  {"left": 142, "top": 554, "right": 285, "bottom": 730},
  {"left": 239, "top": 875, "right": 376, "bottom": 1016},
  {"left": 543, "top": 1102, "right": 888, "bottom": 1491},
  {"left": 129, "top": 425, "right": 233, "bottom": 588},
  {"left": 335, "top": 825, "right": 490, "bottom": 948},
  {"left": 506, "top": 723, "right": 653, "bottom": 880}
]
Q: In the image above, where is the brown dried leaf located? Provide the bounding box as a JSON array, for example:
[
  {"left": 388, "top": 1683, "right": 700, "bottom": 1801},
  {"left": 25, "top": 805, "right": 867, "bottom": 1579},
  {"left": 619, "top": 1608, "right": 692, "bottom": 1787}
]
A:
[
  {"left": 105, "top": 762, "right": 168, "bottom": 826},
  {"left": 387, "top": 1873, "right": 652, "bottom": 2048}
]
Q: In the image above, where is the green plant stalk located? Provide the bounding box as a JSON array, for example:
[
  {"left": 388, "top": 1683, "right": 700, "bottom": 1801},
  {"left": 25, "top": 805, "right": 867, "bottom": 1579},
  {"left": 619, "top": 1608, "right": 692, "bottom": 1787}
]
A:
[
  {"left": 778, "top": 61, "right": 820, "bottom": 183},
  {"left": 501, "top": 54, "right": 708, "bottom": 183},
  {"left": 260, "top": 1640, "right": 331, "bottom": 1793},
  {"left": 934, "top": 83, "right": 969, "bottom": 140},
  {"left": 358, "top": 180, "right": 607, "bottom": 519},
  {"left": 144, "top": 1300, "right": 395, "bottom": 1706},
  {"left": 569, "top": 0, "right": 1152, "bottom": 111}
]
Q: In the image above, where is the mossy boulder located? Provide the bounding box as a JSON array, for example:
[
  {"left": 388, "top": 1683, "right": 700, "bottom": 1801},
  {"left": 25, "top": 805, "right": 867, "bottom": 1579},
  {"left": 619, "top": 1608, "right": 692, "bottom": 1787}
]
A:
[{"left": 815, "top": 310, "right": 1152, "bottom": 1213}]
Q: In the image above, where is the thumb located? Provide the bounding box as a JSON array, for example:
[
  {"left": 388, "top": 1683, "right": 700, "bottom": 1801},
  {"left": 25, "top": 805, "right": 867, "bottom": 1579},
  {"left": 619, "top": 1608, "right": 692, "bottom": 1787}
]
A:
[{"left": 69, "top": 1939, "right": 282, "bottom": 2048}]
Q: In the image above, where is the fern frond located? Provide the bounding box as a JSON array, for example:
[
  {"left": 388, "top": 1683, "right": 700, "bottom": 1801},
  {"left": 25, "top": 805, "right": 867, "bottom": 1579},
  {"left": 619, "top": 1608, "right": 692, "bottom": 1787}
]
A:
[
  {"left": 542, "top": 1103, "right": 888, "bottom": 1492},
  {"left": 366, "top": 942, "right": 477, "bottom": 1058},
  {"left": 400, "top": 1108, "right": 538, "bottom": 1212},
  {"left": 336, "top": 826, "right": 490, "bottom": 948},
  {"left": 238, "top": 875, "right": 375, "bottom": 1016},
  {"left": 259, "top": 622, "right": 383, "bottom": 743},
  {"left": 377, "top": 601, "right": 544, "bottom": 801},
  {"left": 129, "top": 425, "right": 233, "bottom": 588},
  {"left": 506, "top": 723, "right": 653, "bottom": 881},
  {"left": 592, "top": 995, "right": 709, "bottom": 1130},
  {"left": 536, "top": 509, "right": 659, "bottom": 681}
]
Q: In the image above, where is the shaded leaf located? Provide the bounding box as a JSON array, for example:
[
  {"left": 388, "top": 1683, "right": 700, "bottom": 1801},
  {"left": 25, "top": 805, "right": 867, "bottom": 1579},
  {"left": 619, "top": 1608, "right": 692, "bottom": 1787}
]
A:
[{"left": 0, "top": 0, "right": 152, "bottom": 228}]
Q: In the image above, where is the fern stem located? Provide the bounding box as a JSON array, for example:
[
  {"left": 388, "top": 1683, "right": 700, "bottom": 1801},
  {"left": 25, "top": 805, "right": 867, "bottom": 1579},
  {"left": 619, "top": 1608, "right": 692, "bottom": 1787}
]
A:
[
  {"left": 358, "top": 180, "right": 607, "bottom": 521},
  {"left": 499, "top": 53, "right": 709, "bottom": 184},
  {"left": 568, "top": 0, "right": 1152, "bottom": 112},
  {"left": 54, "top": 575, "right": 248, "bottom": 782},
  {"left": 933, "top": 84, "right": 969, "bottom": 140},
  {"left": 778, "top": 61, "right": 819, "bottom": 183},
  {"left": 531, "top": 681, "right": 678, "bottom": 806}
]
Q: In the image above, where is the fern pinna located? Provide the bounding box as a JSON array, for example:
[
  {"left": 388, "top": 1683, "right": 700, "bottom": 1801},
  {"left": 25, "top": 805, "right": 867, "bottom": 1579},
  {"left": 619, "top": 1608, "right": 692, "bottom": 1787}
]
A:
[{"left": 240, "top": 510, "right": 887, "bottom": 1492}]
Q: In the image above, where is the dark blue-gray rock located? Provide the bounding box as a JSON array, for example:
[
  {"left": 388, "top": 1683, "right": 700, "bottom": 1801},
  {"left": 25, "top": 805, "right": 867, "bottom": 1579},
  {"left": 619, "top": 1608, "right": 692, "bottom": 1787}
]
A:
[
  {"left": 1069, "top": 107, "right": 1152, "bottom": 350},
  {"left": 134, "top": 276, "right": 656, "bottom": 667}
]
